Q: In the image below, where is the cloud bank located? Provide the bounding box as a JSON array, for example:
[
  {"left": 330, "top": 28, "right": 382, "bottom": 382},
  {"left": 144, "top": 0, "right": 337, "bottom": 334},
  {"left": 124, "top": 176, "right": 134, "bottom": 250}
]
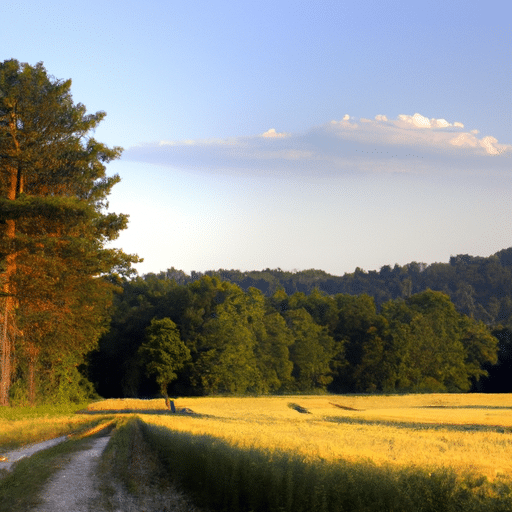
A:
[{"left": 124, "top": 113, "right": 511, "bottom": 177}]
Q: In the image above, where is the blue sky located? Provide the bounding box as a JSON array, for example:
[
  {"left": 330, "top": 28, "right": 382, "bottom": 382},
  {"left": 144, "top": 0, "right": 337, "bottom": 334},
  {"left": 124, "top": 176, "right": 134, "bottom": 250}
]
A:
[{"left": 3, "top": 0, "right": 511, "bottom": 276}]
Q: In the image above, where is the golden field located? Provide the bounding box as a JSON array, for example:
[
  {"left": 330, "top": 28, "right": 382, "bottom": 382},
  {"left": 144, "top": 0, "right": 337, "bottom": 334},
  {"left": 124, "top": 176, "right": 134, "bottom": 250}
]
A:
[{"left": 86, "top": 394, "right": 512, "bottom": 481}]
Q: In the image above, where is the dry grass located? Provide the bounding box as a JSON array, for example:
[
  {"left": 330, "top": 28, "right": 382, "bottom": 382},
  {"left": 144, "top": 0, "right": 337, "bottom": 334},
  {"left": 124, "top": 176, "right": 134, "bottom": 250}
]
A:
[
  {"left": 0, "top": 415, "right": 116, "bottom": 451},
  {"left": 98, "top": 417, "right": 206, "bottom": 512},
  {"left": 85, "top": 397, "right": 170, "bottom": 414},
  {"left": 86, "top": 394, "right": 512, "bottom": 481}
]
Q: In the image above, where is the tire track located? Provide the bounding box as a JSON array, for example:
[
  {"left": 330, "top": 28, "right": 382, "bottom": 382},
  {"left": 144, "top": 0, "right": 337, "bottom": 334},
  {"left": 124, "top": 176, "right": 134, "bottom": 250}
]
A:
[{"left": 33, "top": 436, "right": 110, "bottom": 512}]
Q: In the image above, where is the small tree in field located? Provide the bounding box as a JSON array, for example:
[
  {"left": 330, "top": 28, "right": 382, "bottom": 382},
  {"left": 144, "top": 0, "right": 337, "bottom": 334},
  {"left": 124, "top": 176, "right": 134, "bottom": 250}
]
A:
[{"left": 138, "top": 317, "right": 190, "bottom": 409}]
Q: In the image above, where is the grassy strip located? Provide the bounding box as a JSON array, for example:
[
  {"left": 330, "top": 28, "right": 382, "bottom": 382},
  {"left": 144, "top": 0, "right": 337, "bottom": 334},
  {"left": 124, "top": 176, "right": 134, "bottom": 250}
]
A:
[
  {"left": 139, "top": 420, "right": 512, "bottom": 512},
  {"left": 97, "top": 417, "right": 203, "bottom": 511},
  {"left": 0, "top": 400, "right": 112, "bottom": 451},
  {"left": 0, "top": 422, "right": 114, "bottom": 512},
  {"left": 97, "top": 416, "right": 144, "bottom": 495}
]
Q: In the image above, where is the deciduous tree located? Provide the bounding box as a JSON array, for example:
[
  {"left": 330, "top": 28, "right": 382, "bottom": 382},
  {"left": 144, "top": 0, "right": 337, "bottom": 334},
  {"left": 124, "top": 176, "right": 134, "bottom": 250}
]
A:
[{"left": 138, "top": 318, "right": 190, "bottom": 408}]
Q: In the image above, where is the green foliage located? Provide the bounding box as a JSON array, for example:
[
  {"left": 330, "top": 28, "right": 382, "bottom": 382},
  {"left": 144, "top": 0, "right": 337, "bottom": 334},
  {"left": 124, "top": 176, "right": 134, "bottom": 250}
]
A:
[
  {"left": 93, "top": 274, "right": 501, "bottom": 396},
  {"left": 284, "top": 308, "right": 334, "bottom": 391},
  {"left": 189, "top": 279, "right": 262, "bottom": 394},
  {"left": 375, "top": 290, "right": 500, "bottom": 392},
  {"left": 138, "top": 318, "right": 190, "bottom": 404},
  {"left": 148, "top": 249, "right": 512, "bottom": 330},
  {"left": 0, "top": 59, "right": 139, "bottom": 404},
  {"left": 256, "top": 311, "right": 294, "bottom": 392}
]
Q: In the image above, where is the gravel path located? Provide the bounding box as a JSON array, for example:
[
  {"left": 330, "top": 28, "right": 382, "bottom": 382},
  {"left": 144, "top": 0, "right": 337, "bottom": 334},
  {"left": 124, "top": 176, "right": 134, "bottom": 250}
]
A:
[
  {"left": 2, "top": 432, "right": 204, "bottom": 512},
  {"left": 33, "top": 436, "right": 110, "bottom": 512}
]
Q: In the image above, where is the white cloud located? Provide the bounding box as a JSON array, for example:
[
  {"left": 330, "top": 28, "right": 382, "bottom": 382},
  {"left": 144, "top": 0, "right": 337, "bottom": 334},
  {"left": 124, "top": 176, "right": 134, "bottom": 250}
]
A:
[
  {"left": 433, "top": 118, "right": 450, "bottom": 128},
  {"left": 480, "top": 136, "right": 502, "bottom": 156},
  {"left": 398, "top": 113, "right": 432, "bottom": 128},
  {"left": 261, "top": 128, "right": 288, "bottom": 138},
  {"left": 397, "top": 113, "right": 465, "bottom": 130},
  {"left": 123, "top": 112, "right": 511, "bottom": 177},
  {"left": 450, "top": 133, "right": 478, "bottom": 148}
]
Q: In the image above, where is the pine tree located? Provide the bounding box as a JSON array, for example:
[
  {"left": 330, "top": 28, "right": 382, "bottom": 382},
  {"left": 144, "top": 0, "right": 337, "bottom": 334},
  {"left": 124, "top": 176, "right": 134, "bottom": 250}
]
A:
[{"left": 0, "top": 59, "right": 138, "bottom": 405}]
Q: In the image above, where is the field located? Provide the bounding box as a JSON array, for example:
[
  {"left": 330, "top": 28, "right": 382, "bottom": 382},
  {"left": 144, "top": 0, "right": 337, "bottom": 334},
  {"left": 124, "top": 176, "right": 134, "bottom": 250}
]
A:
[
  {"left": 86, "top": 394, "right": 512, "bottom": 511},
  {"left": 87, "top": 394, "right": 512, "bottom": 479},
  {"left": 3, "top": 395, "right": 512, "bottom": 511}
]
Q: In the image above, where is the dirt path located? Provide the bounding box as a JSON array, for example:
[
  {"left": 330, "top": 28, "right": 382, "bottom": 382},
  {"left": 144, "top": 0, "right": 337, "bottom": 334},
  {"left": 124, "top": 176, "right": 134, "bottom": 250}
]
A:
[
  {"left": 33, "top": 435, "right": 110, "bottom": 512},
  {"left": 2, "top": 432, "right": 204, "bottom": 511}
]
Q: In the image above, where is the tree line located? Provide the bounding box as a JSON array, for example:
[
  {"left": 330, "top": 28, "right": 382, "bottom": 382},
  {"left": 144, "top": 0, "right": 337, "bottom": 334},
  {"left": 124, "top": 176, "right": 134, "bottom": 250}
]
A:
[
  {"left": 0, "top": 60, "right": 138, "bottom": 406},
  {"left": 152, "top": 249, "right": 512, "bottom": 329},
  {"left": 89, "top": 274, "right": 499, "bottom": 398}
]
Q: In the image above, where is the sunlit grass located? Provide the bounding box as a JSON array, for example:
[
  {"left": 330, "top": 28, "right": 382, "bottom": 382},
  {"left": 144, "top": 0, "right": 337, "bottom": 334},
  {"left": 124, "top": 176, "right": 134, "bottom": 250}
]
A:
[
  {"left": 85, "top": 397, "right": 169, "bottom": 413},
  {"left": 0, "top": 402, "right": 116, "bottom": 451}
]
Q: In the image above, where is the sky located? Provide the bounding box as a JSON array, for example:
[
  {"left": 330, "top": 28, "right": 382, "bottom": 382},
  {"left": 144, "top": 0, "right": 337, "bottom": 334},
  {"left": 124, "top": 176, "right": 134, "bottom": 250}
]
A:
[{"left": 2, "top": 0, "right": 511, "bottom": 277}]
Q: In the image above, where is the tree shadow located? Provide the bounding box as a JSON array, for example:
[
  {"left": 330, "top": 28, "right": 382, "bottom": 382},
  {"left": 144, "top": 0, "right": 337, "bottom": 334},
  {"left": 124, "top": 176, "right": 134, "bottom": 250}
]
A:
[{"left": 323, "top": 415, "right": 512, "bottom": 433}]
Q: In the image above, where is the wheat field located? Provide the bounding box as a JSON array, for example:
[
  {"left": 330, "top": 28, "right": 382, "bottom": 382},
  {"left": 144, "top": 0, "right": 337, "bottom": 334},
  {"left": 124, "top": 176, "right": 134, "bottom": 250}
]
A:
[{"left": 87, "top": 394, "right": 512, "bottom": 481}]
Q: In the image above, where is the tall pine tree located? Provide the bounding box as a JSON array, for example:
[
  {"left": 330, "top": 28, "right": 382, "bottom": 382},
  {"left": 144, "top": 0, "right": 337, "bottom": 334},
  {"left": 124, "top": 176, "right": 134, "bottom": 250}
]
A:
[{"left": 0, "top": 59, "right": 138, "bottom": 405}]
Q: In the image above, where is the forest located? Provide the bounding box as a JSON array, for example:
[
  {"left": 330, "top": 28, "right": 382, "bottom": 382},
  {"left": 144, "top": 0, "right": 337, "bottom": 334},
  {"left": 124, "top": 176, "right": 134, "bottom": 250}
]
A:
[
  {"left": 0, "top": 58, "right": 510, "bottom": 405},
  {"left": 88, "top": 268, "right": 506, "bottom": 399},
  {"left": 152, "top": 249, "right": 512, "bottom": 328}
]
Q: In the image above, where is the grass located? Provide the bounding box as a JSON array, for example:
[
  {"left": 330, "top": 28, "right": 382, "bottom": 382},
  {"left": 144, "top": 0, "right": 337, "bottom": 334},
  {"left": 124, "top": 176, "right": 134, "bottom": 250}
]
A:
[
  {"left": 0, "top": 408, "right": 116, "bottom": 451},
  {"left": 139, "top": 420, "right": 512, "bottom": 512},
  {"left": 0, "top": 401, "right": 91, "bottom": 420},
  {"left": 96, "top": 395, "right": 512, "bottom": 480},
  {"left": 97, "top": 417, "right": 204, "bottom": 511},
  {"left": 86, "top": 394, "right": 512, "bottom": 511}
]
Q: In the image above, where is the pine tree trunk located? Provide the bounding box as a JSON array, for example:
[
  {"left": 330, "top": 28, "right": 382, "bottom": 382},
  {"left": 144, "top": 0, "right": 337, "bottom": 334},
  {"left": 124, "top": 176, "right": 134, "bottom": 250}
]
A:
[
  {"left": 0, "top": 238, "right": 17, "bottom": 406},
  {"left": 0, "top": 298, "right": 13, "bottom": 406},
  {"left": 0, "top": 116, "right": 21, "bottom": 406}
]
